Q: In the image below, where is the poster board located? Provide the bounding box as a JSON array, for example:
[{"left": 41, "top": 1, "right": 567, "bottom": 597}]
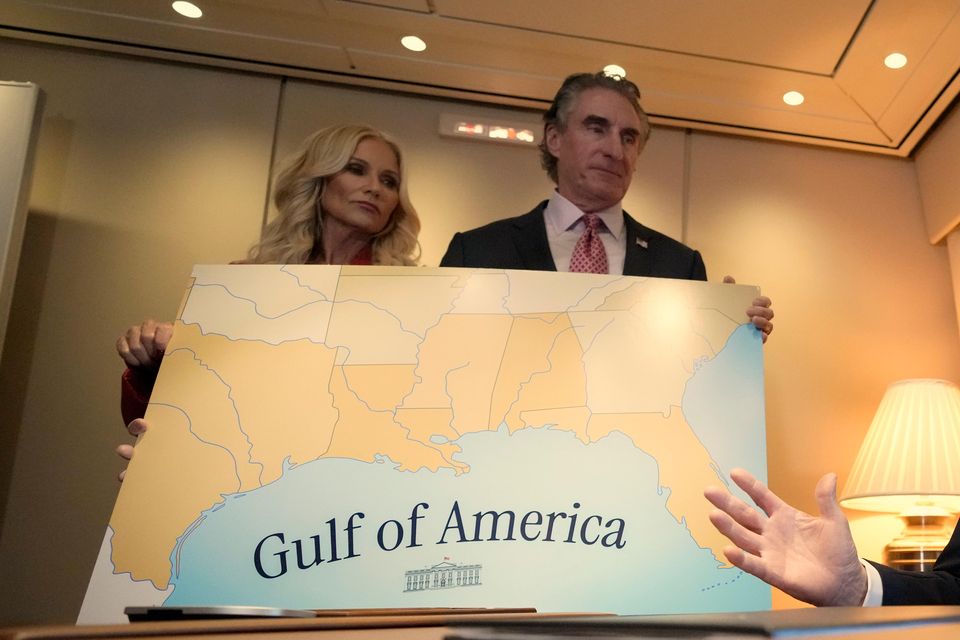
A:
[{"left": 80, "top": 265, "right": 769, "bottom": 623}]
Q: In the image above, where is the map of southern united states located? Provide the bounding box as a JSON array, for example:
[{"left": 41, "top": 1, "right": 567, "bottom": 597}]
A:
[{"left": 109, "top": 266, "right": 754, "bottom": 590}]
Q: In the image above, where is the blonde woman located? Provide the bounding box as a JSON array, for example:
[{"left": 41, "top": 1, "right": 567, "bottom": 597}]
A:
[
  {"left": 115, "top": 124, "right": 421, "bottom": 454},
  {"left": 245, "top": 123, "right": 419, "bottom": 266}
]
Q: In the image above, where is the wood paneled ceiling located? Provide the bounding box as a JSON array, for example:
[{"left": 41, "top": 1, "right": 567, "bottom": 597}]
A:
[{"left": 2, "top": 0, "right": 959, "bottom": 155}]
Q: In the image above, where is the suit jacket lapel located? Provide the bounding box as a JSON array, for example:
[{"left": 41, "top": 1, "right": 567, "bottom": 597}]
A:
[
  {"left": 622, "top": 211, "right": 654, "bottom": 276},
  {"left": 511, "top": 202, "right": 557, "bottom": 271}
]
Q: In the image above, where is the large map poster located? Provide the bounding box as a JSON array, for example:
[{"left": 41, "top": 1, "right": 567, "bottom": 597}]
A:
[{"left": 80, "top": 265, "right": 770, "bottom": 623}]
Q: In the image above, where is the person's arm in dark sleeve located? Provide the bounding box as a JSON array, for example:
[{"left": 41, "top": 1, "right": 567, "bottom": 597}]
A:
[
  {"left": 120, "top": 366, "right": 157, "bottom": 425},
  {"left": 872, "top": 524, "right": 960, "bottom": 604}
]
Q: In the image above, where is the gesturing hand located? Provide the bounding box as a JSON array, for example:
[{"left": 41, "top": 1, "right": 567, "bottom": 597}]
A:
[{"left": 704, "top": 468, "right": 866, "bottom": 606}]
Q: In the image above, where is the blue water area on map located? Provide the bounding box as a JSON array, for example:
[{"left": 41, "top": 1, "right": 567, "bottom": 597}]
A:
[
  {"left": 682, "top": 324, "right": 767, "bottom": 488},
  {"left": 162, "top": 325, "right": 769, "bottom": 613}
]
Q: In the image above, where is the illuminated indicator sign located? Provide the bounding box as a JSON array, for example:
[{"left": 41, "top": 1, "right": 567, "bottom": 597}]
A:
[
  {"left": 441, "top": 113, "right": 539, "bottom": 146},
  {"left": 489, "top": 126, "right": 535, "bottom": 142},
  {"left": 456, "top": 122, "right": 485, "bottom": 135}
]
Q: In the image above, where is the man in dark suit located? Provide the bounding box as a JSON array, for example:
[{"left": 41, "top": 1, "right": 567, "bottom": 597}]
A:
[
  {"left": 440, "top": 71, "right": 773, "bottom": 338},
  {"left": 440, "top": 200, "right": 707, "bottom": 281},
  {"left": 704, "top": 467, "right": 960, "bottom": 606}
]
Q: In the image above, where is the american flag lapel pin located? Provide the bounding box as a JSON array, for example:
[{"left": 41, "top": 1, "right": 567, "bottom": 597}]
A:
[{"left": 636, "top": 238, "right": 649, "bottom": 249}]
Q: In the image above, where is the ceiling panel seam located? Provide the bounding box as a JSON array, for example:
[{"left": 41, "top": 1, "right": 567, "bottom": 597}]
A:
[
  {"left": 834, "top": 81, "right": 894, "bottom": 144},
  {"left": 656, "top": 114, "right": 899, "bottom": 150},
  {"left": 830, "top": 0, "right": 876, "bottom": 76},
  {"left": 422, "top": 15, "right": 836, "bottom": 76},
  {"left": 875, "top": 3, "right": 960, "bottom": 125},
  {"left": 894, "top": 66, "right": 960, "bottom": 152}
]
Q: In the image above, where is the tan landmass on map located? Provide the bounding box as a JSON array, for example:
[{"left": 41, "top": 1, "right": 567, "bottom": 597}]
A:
[
  {"left": 393, "top": 407, "right": 467, "bottom": 473},
  {"left": 191, "top": 265, "right": 336, "bottom": 317},
  {"left": 333, "top": 271, "right": 464, "bottom": 338},
  {"left": 325, "top": 300, "right": 424, "bottom": 364},
  {"left": 489, "top": 314, "right": 575, "bottom": 430},
  {"left": 588, "top": 408, "right": 731, "bottom": 565},
  {"left": 111, "top": 402, "right": 244, "bottom": 589},
  {"left": 341, "top": 364, "right": 417, "bottom": 412},
  {"left": 325, "top": 366, "right": 458, "bottom": 473},
  {"left": 517, "top": 407, "right": 591, "bottom": 440},
  {"left": 110, "top": 270, "right": 753, "bottom": 590},
  {"left": 400, "top": 314, "right": 513, "bottom": 431},
  {"left": 111, "top": 322, "right": 342, "bottom": 588},
  {"left": 498, "top": 317, "right": 588, "bottom": 438},
  {"left": 164, "top": 323, "right": 342, "bottom": 479}
]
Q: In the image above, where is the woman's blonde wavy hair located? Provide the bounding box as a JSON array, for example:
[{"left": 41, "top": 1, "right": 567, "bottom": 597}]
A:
[{"left": 245, "top": 124, "right": 421, "bottom": 265}]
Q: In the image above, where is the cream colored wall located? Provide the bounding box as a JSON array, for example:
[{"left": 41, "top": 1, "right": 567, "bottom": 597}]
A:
[
  {"left": 916, "top": 100, "right": 960, "bottom": 343},
  {"left": 1, "top": 36, "right": 960, "bottom": 625},
  {"left": 687, "top": 130, "right": 960, "bottom": 606},
  {"left": 0, "top": 39, "right": 280, "bottom": 625},
  {"left": 917, "top": 101, "right": 960, "bottom": 243}
]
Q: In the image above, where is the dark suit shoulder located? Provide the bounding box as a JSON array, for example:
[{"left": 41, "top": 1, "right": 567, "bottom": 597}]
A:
[
  {"left": 448, "top": 206, "right": 544, "bottom": 239},
  {"left": 623, "top": 212, "right": 707, "bottom": 281},
  {"left": 623, "top": 213, "right": 694, "bottom": 256},
  {"left": 440, "top": 203, "right": 554, "bottom": 271}
]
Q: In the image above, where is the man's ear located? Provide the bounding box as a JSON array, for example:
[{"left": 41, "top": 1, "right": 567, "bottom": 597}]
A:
[{"left": 544, "top": 124, "right": 562, "bottom": 157}]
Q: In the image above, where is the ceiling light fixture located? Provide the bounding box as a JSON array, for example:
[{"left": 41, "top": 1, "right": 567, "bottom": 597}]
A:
[
  {"left": 884, "top": 52, "right": 908, "bottom": 69},
  {"left": 401, "top": 36, "right": 427, "bottom": 52},
  {"left": 603, "top": 64, "right": 627, "bottom": 79},
  {"left": 172, "top": 1, "right": 203, "bottom": 19},
  {"left": 782, "top": 91, "right": 805, "bottom": 106}
]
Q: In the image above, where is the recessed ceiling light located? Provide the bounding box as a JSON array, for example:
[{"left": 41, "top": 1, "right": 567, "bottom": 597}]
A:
[
  {"left": 783, "top": 91, "right": 805, "bottom": 106},
  {"left": 603, "top": 64, "right": 626, "bottom": 79},
  {"left": 401, "top": 36, "right": 427, "bottom": 52},
  {"left": 884, "top": 52, "right": 908, "bottom": 69},
  {"left": 172, "top": 1, "right": 202, "bottom": 19}
]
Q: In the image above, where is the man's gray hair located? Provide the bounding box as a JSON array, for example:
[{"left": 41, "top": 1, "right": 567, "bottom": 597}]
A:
[{"left": 539, "top": 71, "right": 651, "bottom": 183}]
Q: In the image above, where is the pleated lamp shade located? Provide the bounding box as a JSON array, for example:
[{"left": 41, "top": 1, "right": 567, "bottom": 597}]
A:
[{"left": 839, "top": 379, "right": 960, "bottom": 513}]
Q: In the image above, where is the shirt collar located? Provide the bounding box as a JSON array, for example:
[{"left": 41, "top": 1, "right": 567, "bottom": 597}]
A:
[{"left": 544, "top": 190, "right": 624, "bottom": 240}]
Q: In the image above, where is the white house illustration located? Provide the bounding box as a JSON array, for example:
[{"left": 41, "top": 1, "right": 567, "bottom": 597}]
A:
[{"left": 404, "top": 560, "right": 482, "bottom": 591}]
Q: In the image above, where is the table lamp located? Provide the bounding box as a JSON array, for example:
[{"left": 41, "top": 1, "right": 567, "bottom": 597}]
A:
[{"left": 839, "top": 379, "right": 960, "bottom": 571}]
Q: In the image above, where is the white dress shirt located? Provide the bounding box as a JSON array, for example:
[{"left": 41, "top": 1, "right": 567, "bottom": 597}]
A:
[
  {"left": 861, "top": 559, "right": 883, "bottom": 606},
  {"left": 543, "top": 191, "right": 626, "bottom": 274}
]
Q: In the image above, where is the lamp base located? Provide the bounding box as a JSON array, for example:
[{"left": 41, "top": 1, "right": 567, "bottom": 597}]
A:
[{"left": 884, "top": 512, "right": 955, "bottom": 572}]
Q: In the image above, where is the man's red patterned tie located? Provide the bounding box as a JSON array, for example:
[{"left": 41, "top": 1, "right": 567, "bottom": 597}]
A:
[{"left": 569, "top": 214, "right": 609, "bottom": 274}]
